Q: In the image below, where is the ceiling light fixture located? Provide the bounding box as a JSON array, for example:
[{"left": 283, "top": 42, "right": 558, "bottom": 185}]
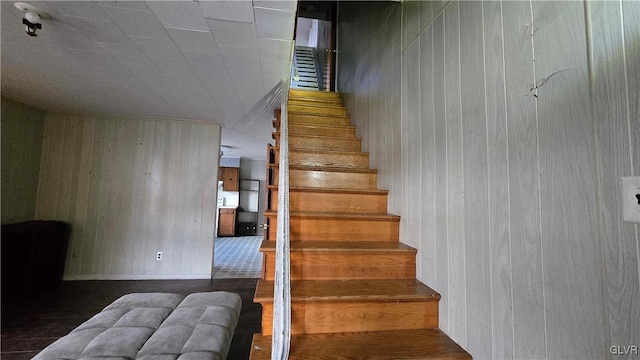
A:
[{"left": 14, "top": 2, "right": 50, "bottom": 37}]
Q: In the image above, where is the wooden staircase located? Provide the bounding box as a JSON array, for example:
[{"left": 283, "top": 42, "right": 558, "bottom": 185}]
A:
[{"left": 250, "top": 89, "right": 471, "bottom": 359}]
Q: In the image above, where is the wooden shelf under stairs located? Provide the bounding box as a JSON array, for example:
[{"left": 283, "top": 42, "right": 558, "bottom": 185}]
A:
[{"left": 251, "top": 88, "right": 471, "bottom": 359}]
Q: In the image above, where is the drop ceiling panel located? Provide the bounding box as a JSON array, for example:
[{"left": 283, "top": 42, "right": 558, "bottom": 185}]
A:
[
  {"left": 1, "top": 0, "right": 297, "bottom": 160},
  {"left": 254, "top": 7, "right": 295, "bottom": 40},
  {"left": 167, "top": 29, "right": 220, "bottom": 55},
  {"left": 199, "top": 1, "right": 255, "bottom": 23},
  {"left": 227, "top": 64, "right": 263, "bottom": 83},
  {"left": 186, "top": 52, "right": 227, "bottom": 72},
  {"left": 61, "top": 17, "right": 131, "bottom": 45},
  {"left": 99, "top": 1, "right": 150, "bottom": 11},
  {"left": 130, "top": 36, "right": 184, "bottom": 60},
  {"left": 219, "top": 45, "right": 260, "bottom": 68},
  {"left": 259, "top": 38, "right": 293, "bottom": 61},
  {"left": 99, "top": 5, "right": 170, "bottom": 39},
  {"left": 97, "top": 43, "right": 153, "bottom": 64},
  {"left": 32, "top": 1, "right": 109, "bottom": 20},
  {"left": 207, "top": 19, "right": 258, "bottom": 47},
  {"left": 146, "top": 1, "right": 209, "bottom": 31},
  {"left": 253, "top": 1, "right": 298, "bottom": 12}
]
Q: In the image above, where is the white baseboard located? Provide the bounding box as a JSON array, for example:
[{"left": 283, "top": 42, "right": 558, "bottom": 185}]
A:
[{"left": 63, "top": 274, "right": 212, "bottom": 281}]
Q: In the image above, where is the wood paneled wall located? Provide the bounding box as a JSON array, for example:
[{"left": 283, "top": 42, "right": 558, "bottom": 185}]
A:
[
  {"left": 337, "top": 1, "right": 640, "bottom": 359},
  {"left": 36, "top": 114, "right": 221, "bottom": 279},
  {"left": 1, "top": 97, "right": 46, "bottom": 224}
]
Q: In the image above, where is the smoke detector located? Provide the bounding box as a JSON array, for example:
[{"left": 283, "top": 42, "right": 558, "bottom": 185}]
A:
[{"left": 14, "top": 2, "right": 50, "bottom": 37}]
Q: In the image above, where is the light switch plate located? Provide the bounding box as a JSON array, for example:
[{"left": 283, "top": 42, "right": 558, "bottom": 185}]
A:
[{"left": 622, "top": 176, "right": 640, "bottom": 223}]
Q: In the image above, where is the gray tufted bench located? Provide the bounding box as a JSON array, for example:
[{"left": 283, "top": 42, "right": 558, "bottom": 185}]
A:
[{"left": 33, "top": 291, "right": 242, "bottom": 360}]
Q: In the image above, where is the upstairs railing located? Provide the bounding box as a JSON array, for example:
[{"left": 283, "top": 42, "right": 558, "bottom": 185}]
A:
[{"left": 271, "top": 44, "right": 294, "bottom": 360}]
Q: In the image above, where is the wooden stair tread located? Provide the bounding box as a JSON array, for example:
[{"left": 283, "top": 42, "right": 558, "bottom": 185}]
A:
[
  {"left": 274, "top": 147, "right": 366, "bottom": 155},
  {"left": 288, "top": 103, "right": 345, "bottom": 110},
  {"left": 270, "top": 164, "right": 377, "bottom": 174},
  {"left": 264, "top": 210, "right": 399, "bottom": 220},
  {"left": 288, "top": 110, "right": 350, "bottom": 119},
  {"left": 255, "top": 279, "right": 440, "bottom": 302},
  {"left": 267, "top": 185, "right": 387, "bottom": 195},
  {"left": 274, "top": 132, "right": 359, "bottom": 141},
  {"left": 260, "top": 240, "right": 415, "bottom": 253},
  {"left": 250, "top": 329, "right": 472, "bottom": 360},
  {"left": 274, "top": 122, "right": 355, "bottom": 131}
]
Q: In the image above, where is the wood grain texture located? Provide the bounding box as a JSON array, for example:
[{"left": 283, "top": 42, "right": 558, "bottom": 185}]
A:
[
  {"left": 482, "top": 1, "right": 515, "bottom": 359},
  {"left": 0, "top": 97, "right": 45, "bottom": 224},
  {"left": 402, "top": 32, "right": 423, "bottom": 260},
  {"left": 251, "top": 329, "right": 472, "bottom": 360},
  {"left": 278, "top": 148, "right": 370, "bottom": 169},
  {"left": 444, "top": 2, "right": 466, "bottom": 345},
  {"left": 265, "top": 211, "right": 399, "bottom": 242},
  {"left": 261, "top": 241, "right": 417, "bottom": 281},
  {"left": 591, "top": 0, "right": 640, "bottom": 353},
  {"left": 277, "top": 166, "right": 378, "bottom": 190},
  {"left": 532, "top": 2, "right": 606, "bottom": 358},
  {"left": 459, "top": 2, "right": 491, "bottom": 358},
  {"left": 431, "top": 13, "right": 449, "bottom": 335},
  {"left": 337, "top": 1, "right": 639, "bottom": 359},
  {"left": 501, "top": 2, "right": 547, "bottom": 358},
  {"left": 270, "top": 187, "right": 387, "bottom": 213},
  {"left": 261, "top": 299, "right": 438, "bottom": 335},
  {"left": 35, "top": 114, "right": 221, "bottom": 279},
  {"left": 419, "top": 22, "right": 437, "bottom": 286}
]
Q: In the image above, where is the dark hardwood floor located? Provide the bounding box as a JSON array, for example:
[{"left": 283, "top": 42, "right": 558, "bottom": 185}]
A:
[{"left": 1, "top": 278, "right": 260, "bottom": 359}]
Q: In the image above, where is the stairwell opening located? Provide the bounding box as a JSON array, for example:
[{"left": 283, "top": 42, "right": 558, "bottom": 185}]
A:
[{"left": 291, "top": 1, "right": 336, "bottom": 91}]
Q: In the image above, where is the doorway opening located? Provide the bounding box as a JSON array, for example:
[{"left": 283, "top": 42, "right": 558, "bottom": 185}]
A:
[{"left": 291, "top": 1, "right": 337, "bottom": 91}]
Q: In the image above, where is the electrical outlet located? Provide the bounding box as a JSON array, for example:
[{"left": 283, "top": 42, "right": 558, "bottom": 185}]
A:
[
  {"left": 622, "top": 177, "right": 640, "bottom": 223},
  {"left": 156, "top": 251, "right": 163, "bottom": 261}
]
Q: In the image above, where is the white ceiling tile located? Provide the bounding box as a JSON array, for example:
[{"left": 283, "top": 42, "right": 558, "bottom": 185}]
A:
[
  {"left": 44, "top": 29, "right": 104, "bottom": 52},
  {"left": 62, "top": 16, "right": 132, "bottom": 45},
  {"left": 121, "top": 61, "right": 169, "bottom": 81},
  {"left": 259, "top": 38, "right": 293, "bottom": 61},
  {"left": 146, "top": 1, "right": 209, "bottom": 31},
  {"left": 167, "top": 29, "right": 219, "bottom": 55},
  {"left": 219, "top": 45, "right": 260, "bottom": 67},
  {"left": 97, "top": 43, "right": 152, "bottom": 64},
  {"left": 184, "top": 52, "right": 225, "bottom": 68},
  {"left": 99, "top": 1, "right": 151, "bottom": 11},
  {"left": 254, "top": 7, "right": 295, "bottom": 40},
  {"left": 227, "top": 64, "right": 262, "bottom": 82},
  {"left": 253, "top": 1, "right": 298, "bottom": 12},
  {"left": 199, "top": 1, "right": 254, "bottom": 23},
  {"left": 32, "top": 1, "right": 109, "bottom": 20},
  {"left": 130, "top": 36, "right": 184, "bottom": 60},
  {"left": 207, "top": 19, "right": 258, "bottom": 47},
  {"left": 261, "top": 59, "right": 291, "bottom": 76},
  {"left": 99, "top": 5, "right": 170, "bottom": 39},
  {"left": 152, "top": 58, "right": 202, "bottom": 88}
]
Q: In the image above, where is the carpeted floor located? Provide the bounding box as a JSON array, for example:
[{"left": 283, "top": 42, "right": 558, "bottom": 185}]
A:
[{"left": 213, "top": 236, "right": 263, "bottom": 278}]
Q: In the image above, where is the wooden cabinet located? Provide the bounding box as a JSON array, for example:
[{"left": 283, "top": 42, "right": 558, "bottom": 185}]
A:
[
  {"left": 218, "top": 208, "right": 236, "bottom": 236},
  {"left": 219, "top": 167, "right": 239, "bottom": 191}
]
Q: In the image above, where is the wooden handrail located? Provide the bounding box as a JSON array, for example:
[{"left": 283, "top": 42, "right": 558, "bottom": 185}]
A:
[{"left": 271, "top": 44, "right": 294, "bottom": 360}]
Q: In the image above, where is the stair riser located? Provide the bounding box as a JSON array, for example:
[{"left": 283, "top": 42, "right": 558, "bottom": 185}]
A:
[
  {"left": 274, "top": 121, "right": 355, "bottom": 138},
  {"left": 265, "top": 215, "right": 399, "bottom": 241},
  {"left": 288, "top": 99, "right": 343, "bottom": 107},
  {"left": 288, "top": 104, "right": 347, "bottom": 116},
  {"left": 275, "top": 149, "right": 369, "bottom": 169},
  {"left": 289, "top": 89, "right": 340, "bottom": 100},
  {"left": 283, "top": 112, "right": 351, "bottom": 126},
  {"left": 274, "top": 169, "right": 377, "bottom": 190},
  {"left": 262, "top": 252, "right": 415, "bottom": 280},
  {"left": 275, "top": 135, "right": 361, "bottom": 152},
  {"left": 260, "top": 301, "right": 438, "bottom": 335},
  {"left": 270, "top": 189, "right": 387, "bottom": 213}
]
